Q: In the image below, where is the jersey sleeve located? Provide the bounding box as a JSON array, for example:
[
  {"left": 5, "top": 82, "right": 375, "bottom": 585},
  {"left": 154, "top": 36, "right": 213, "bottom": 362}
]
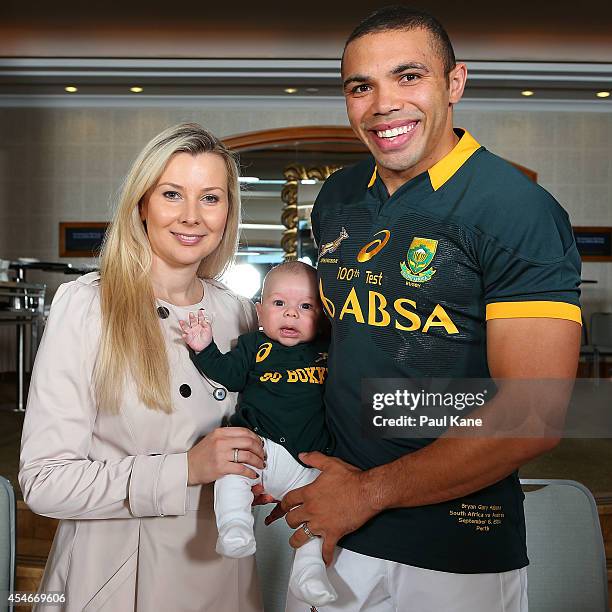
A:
[
  {"left": 477, "top": 189, "right": 582, "bottom": 324},
  {"left": 191, "top": 333, "right": 257, "bottom": 391}
]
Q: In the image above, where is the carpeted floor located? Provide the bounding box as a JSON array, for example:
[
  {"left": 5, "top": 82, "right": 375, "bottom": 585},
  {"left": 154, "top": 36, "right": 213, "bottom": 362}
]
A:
[{"left": 2, "top": 373, "right": 611, "bottom": 500}]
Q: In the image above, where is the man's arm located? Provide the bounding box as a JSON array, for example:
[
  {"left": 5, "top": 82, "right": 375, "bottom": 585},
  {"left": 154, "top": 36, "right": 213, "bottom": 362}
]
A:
[{"left": 280, "top": 317, "right": 580, "bottom": 563}]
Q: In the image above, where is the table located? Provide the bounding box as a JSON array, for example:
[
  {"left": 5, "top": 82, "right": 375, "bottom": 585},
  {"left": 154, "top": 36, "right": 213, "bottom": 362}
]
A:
[
  {"left": 0, "top": 282, "right": 45, "bottom": 411},
  {"left": 3, "top": 261, "right": 97, "bottom": 411}
]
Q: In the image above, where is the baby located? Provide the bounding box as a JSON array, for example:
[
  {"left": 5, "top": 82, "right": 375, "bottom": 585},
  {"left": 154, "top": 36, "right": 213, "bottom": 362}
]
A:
[{"left": 180, "top": 261, "right": 337, "bottom": 608}]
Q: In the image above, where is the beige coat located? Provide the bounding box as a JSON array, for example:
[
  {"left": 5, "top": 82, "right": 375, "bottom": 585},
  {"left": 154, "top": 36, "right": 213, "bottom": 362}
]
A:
[{"left": 19, "top": 273, "right": 263, "bottom": 612}]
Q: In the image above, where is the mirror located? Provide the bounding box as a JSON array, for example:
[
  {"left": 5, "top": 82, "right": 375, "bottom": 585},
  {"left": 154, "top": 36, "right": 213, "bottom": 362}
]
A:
[{"left": 225, "top": 127, "right": 369, "bottom": 265}]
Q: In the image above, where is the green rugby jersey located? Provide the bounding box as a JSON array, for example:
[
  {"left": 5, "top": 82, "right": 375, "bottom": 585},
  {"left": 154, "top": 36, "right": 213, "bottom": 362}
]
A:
[
  {"left": 311, "top": 129, "right": 581, "bottom": 573},
  {"left": 191, "top": 331, "right": 333, "bottom": 463}
]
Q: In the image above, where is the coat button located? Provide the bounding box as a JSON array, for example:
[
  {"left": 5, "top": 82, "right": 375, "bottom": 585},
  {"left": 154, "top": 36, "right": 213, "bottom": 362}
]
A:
[
  {"left": 213, "top": 387, "right": 226, "bottom": 401},
  {"left": 279, "top": 437, "right": 286, "bottom": 443},
  {"left": 157, "top": 306, "right": 170, "bottom": 319},
  {"left": 179, "top": 384, "right": 191, "bottom": 398}
]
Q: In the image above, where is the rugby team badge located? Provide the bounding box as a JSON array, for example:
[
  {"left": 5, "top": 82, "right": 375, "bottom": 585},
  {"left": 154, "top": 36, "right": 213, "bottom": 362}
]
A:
[
  {"left": 400, "top": 237, "right": 438, "bottom": 283},
  {"left": 319, "top": 227, "right": 348, "bottom": 258}
]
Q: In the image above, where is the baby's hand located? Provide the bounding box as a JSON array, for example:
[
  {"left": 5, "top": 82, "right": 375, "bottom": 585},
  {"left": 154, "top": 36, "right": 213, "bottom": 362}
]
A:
[{"left": 179, "top": 310, "right": 213, "bottom": 353}]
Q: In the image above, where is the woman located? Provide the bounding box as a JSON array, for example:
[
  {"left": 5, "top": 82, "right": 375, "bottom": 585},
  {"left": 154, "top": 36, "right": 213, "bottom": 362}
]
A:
[{"left": 19, "top": 123, "right": 265, "bottom": 611}]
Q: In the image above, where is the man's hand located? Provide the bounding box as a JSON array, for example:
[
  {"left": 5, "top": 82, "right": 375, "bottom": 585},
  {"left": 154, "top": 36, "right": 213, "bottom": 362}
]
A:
[
  {"left": 269, "top": 451, "right": 378, "bottom": 565},
  {"left": 179, "top": 310, "right": 213, "bottom": 353},
  {"left": 251, "top": 482, "right": 278, "bottom": 506}
]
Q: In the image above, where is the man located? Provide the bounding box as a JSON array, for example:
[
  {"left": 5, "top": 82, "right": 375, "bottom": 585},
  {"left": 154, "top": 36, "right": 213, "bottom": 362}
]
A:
[{"left": 271, "top": 6, "right": 582, "bottom": 611}]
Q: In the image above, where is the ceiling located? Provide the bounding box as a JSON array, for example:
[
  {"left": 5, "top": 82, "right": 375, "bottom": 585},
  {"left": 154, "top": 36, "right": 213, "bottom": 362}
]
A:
[
  {"left": 2, "top": 0, "right": 612, "bottom": 62},
  {"left": 1, "top": 2, "right": 611, "bottom": 103}
]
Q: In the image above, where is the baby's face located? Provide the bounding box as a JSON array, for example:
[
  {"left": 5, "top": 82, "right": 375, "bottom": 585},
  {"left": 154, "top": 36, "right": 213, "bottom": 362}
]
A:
[{"left": 256, "top": 270, "right": 321, "bottom": 347}]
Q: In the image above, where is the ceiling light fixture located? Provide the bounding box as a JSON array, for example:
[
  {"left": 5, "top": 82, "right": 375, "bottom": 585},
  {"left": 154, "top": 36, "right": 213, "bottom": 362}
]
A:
[
  {"left": 64, "top": 86, "right": 78, "bottom": 93},
  {"left": 284, "top": 88, "right": 298, "bottom": 94},
  {"left": 239, "top": 177, "right": 260, "bottom": 183},
  {"left": 130, "top": 86, "right": 143, "bottom": 93},
  {"left": 596, "top": 91, "right": 610, "bottom": 98},
  {"left": 521, "top": 90, "right": 534, "bottom": 97}
]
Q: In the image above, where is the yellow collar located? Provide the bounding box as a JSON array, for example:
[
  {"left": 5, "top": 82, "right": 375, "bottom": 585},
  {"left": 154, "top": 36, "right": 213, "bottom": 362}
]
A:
[
  {"left": 428, "top": 129, "right": 481, "bottom": 191},
  {"left": 366, "top": 129, "right": 481, "bottom": 192},
  {"left": 367, "top": 165, "right": 377, "bottom": 188}
]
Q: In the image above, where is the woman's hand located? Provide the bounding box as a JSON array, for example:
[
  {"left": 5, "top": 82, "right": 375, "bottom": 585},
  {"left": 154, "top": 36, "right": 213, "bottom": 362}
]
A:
[
  {"left": 187, "top": 427, "right": 266, "bottom": 485},
  {"left": 179, "top": 310, "right": 213, "bottom": 353}
]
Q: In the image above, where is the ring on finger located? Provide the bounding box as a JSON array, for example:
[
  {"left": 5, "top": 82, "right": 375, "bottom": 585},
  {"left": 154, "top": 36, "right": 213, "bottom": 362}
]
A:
[
  {"left": 232, "top": 448, "right": 239, "bottom": 463},
  {"left": 301, "top": 522, "right": 316, "bottom": 540}
]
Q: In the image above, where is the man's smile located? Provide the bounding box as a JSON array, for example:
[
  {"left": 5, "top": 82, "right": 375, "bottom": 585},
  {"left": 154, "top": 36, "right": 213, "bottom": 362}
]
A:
[
  {"left": 370, "top": 119, "right": 419, "bottom": 138},
  {"left": 368, "top": 120, "right": 420, "bottom": 151}
]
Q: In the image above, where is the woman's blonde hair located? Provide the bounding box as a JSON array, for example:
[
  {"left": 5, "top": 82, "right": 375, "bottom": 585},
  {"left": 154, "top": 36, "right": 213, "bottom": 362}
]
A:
[{"left": 94, "top": 123, "right": 241, "bottom": 414}]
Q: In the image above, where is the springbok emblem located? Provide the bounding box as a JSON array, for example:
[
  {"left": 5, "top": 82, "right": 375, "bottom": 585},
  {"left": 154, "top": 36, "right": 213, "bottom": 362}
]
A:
[{"left": 319, "top": 227, "right": 348, "bottom": 258}]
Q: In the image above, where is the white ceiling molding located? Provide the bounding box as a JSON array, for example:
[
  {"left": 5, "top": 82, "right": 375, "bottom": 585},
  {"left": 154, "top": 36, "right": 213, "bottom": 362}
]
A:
[
  {"left": 0, "top": 58, "right": 342, "bottom": 83},
  {"left": 1, "top": 57, "right": 611, "bottom": 84},
  {"left": 0, "top": 58, "right": 610, "bottom": 108},
  {"left": 0, "top": 95, "right": 610, "bottom": 113}
]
